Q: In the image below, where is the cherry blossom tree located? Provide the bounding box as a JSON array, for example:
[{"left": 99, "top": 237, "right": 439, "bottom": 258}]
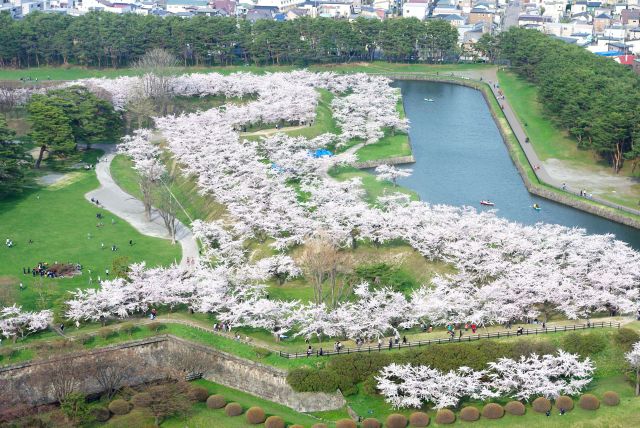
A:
[
  {"left": 0, "top": 305, "right": 52, "bottom": 342},
  {"left": 375, "top": 164, "right": 412, "bottom": 186},
  {"left": 626, "top": 342, "right": 640, "bottom": 396},
  {"left": 487, "top": 350, "right": 594, "bottom": 401}
]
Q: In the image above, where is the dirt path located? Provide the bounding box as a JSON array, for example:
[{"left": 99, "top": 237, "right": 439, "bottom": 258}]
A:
[{"left": 85, "top": 144, "right": 199, "bottom": 268}]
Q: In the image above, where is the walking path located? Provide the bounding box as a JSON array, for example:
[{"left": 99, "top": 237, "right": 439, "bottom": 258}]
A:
[{"left": 85, "top": 144, "right": 199, "bottom": 268}]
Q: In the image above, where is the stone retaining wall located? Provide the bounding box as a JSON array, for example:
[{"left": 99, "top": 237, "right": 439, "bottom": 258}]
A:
[
  {"left": 354, "top": 155, "right": 415, "bottom": 169},
  {"left": 0, "top": 335, "right": 345, "bottom": 414}
]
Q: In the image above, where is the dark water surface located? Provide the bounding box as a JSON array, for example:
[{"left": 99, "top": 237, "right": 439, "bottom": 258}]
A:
[{"left": 394, "top": 80, "right": 640, "bottom": 249}]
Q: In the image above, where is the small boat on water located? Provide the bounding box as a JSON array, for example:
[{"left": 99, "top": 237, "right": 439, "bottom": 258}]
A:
[
  {"left": 480, "top": 200, "right": 495, "bottom": 206},
  {"left": 532, "top": 204, "right": 541, "bottom": 211},
  {"left": 424, "top": 98, "right": 434, "bottom": 102}
]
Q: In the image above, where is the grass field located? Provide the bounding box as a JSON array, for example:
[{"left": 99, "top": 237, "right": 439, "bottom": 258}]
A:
[
  {"left": 329, "top": 165, "right": 418, "bottom": 204},
  {"left": 0, "top": 154, "right": 179, "bottom": 318},
  {"left": 0, "top": 63, "right": 492, "bottom": 82}
]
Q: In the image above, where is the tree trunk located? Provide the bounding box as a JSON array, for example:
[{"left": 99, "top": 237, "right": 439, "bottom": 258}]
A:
[{"left": 35, "top": 145, "right": 47, "bottom": 169}]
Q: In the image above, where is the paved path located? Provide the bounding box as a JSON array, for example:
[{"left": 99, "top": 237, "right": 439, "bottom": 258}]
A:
[
  {"left": 449, "top": 68, "right": 640, "bottom": 218},
  {"left": 85, "top": 144, "right": 199, "bottom": 268}
]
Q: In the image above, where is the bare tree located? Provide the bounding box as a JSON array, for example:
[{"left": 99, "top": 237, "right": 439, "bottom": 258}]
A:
[
  {"left": 89, "top": 352, "right": 145, "bottom": 399},
  {"left": 154, "top": 172, "right": 179, "bottom": 244},
  {"left": 146, "top": 382, "right": 192, "bottom": 426},
  {"left": 35, "top": 357, "right": 86, "bottom": 403},
  {"left": 299, "top": 234, "right": 351, "bottom": 306},
  {"left": 165, "top": 346, "right": 215, "bottom": 380},
  {"left": 125, "top": 89, "right": 156, "bottom": 131},
  {"left": 134, "top": 48, "right": 178, "bottom": 114}
]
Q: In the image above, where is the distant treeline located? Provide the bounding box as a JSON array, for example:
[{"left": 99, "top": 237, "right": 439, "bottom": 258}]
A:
[
  {"left": 496, "top": 28, "right": 640, "bottom": 172},
  {"left": 0, "top": 11, "right": 459, "bottom": 68}
]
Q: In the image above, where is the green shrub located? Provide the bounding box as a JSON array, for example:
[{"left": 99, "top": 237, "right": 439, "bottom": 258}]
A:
[
  {"left": 98, "top": 327, "right": 116, "bottom": 340},
  {"left": 408, "top": 411, "right": 429, "bottom": 427},
  {"left": 265, "top": 415, "right": 286, "bottom": 428},
  {"left": 286, "top": 367, "right": 354, "bottom": 394},
  {"left": 579, "top": 394, "right": 600, "bottom": 410},
  {"left": 78, "top": 334, "right": 94, "bottom": 345},
  {"left": 459, "top": 406, "right": 480, "bottom": 422},
  {"left": 254, "top": 347, "right": 271, "bottom": 359},
  {"left": 510, "top": 340, "right": 557, "bottom": 357},
  {"left": 131, "top": 392, "right": 152, "bottom": 408},
  {"left": 224, "top": 402, "right": 243, "bottom": 416},
  {"left": 246, "top": 406, "right": 266, "bottom": 424},
  {"left": 602, "top": 391, "right": 620, "bottom": 406},
  {"left": 188, "top": 386, "right": 209, "bottom": 402},
  {"left": 504, "top": 401, "right": 525, "bottom": 416},
  {"left": 92, "top": 407, "right": 111, "bottom": 422},
  {"left": 435, "top": 409, "right": 455, "bottom": 424},
  {"left": 206, "top": 394, "right": 226, "bottom": 409},
  {"left": 555, "top": 396, "right": 573, "bottom": 411},
  {"left": 120, "top": 322, "right": 137, "bottom": 336},
  {"left": 482, "top": 403, "right": 504, "bottom": 419},
  {"left": 147, "top": 322, "right": 165, "bottom": 332},
  {"left": 561, "top": 332, "right": 607, "bottom": 355},
  {"left": 107, "top": 399, "right": 130, "bottom": 416},
  {"left": 532, "top": 397, "right": 551, "bottom": 413},
  {"left": 354, "top": 263, "right": 418, "bottom": 293},
  {"left": 103, "top": 409, "right": 153, "bottom": 428},
  {"left": 362, "top": 417, "right": 381, "bottom": 428},
  {"left": 385, "top": 413, "right": 407, "bottom": 428},
  {"left": 614, "top": 328, "right": 640, "bottom": 351}
]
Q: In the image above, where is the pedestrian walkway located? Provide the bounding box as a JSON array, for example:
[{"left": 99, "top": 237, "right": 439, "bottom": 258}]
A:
[{"left": 85, "top": 144, "right": 199, "bottom": 268}]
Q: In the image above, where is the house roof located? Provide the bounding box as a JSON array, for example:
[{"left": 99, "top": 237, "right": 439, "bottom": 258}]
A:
[
  {"left": 615, "top": 54, "right": 636, "bottom": 65},
  {"left": 595, "top": 13, "right": 611, "bottom": 19}
]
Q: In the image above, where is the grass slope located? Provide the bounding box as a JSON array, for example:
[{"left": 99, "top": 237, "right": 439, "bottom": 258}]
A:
[{"left": 0, "top": 156, "right": 180, "bottom": 315}]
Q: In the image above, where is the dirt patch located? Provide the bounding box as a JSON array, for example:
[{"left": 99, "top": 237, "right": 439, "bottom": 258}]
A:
[
  {"left": 0, "top": 276, "right": 17, "bottom": 287},
  {"left": 37, "top": 172, "right": 84, "bottom": 189},
  {"left": 542, "top": 158, "right": 640, "bottom": 200}
]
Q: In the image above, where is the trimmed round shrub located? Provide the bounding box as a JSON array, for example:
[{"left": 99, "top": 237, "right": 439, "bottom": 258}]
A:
[
  {"left": 188, "top": 386, "right": 209, "bottom": 402},
  {"left": 108, "top": 399, "right": 130, "bottom": 416},
  {"left": 386, "top": 413, "right": 407, "bottom": 428},
  {"left": 459, "top": 406, "right": 480, "bottom": 422},
  {"left": 335, "top": 419, "right": 357, "bottom": 428},
  {"left": 603, "top": 391, "right": 620, "bottom": 406},
  {"left": 131, "top": 392, "right": 152, "bottom": 408},
  {"left": 362, "top": 417, "right": 381, "bottom": 428},
  {"left": 265, "top": 415, "right": 286, "bottom": 428},
  {"left": 224, "top": 402, "right": 243, "bottom": 417},
  {"left": 246, "top": 407, "right": 266, "bottom": 424},
  {"left": 504, "top": 401, "right": 526, "bottom": 416},
  {"left": 482, "top": 403, "right": 504, "bottom": 419},
  {"left": 554, "top": 396, "right": 574, "bottom": 411},
  {"left": 579, "top": 394, "right": 600, "bottom": 410},
  {"left": 435, "top": 409, "right": 455, "bottom": 425},
  {"left": 532, "top": 397, "right": 551, "bottom": 413},
  {"left": 92, "top": 407, "right": 111, "bottom": 422},
  {"left": 206, "top": 394, "right": 226, "bottom": 409},
  {"left": 409, "top": 411, "right": 429, "bottom": 427},
  {"left": 312, "top": 424, "right": 328, "bottom": 428}
]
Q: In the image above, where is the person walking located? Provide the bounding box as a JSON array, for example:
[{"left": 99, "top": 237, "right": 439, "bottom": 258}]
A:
[{"left": 306, "top": 345, "right": 312, "bottom": 357}]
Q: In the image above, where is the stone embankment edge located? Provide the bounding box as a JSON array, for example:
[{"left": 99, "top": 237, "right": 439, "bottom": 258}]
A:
[{"left": 380, "top": 73, "right": 640, "bottom": 230}]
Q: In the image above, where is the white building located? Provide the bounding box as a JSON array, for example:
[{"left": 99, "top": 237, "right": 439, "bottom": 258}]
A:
[{"left": 403, "top": 0, "right": 428, "bottom": 20}]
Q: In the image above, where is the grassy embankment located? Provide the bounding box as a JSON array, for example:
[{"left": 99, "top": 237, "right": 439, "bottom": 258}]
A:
[{"left": 497, "top": 70, "right": 640, "bottom": 221}]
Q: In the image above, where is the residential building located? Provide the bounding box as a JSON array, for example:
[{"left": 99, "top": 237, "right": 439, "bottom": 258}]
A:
[
  {"left": 622, "top": 9, "right": 640, "bottom": 26},
  {"left": 403, "top": 0, "right": 428, "bottom": 20},
  {"left": 468, "top": 6, "right": 494, "bottom": 25}
]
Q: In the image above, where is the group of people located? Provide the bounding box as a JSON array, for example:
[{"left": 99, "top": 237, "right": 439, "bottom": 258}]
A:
[
  {"left": 212, "top": 322, "right": 232, "bottom": 332},
  {"left": 579, "top": 189, "right": 593, "bottom": 199}
]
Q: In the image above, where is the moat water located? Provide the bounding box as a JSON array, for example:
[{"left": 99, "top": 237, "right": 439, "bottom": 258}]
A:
[{"left": 394, "top": 80, "right": 640, "bottom": 249}]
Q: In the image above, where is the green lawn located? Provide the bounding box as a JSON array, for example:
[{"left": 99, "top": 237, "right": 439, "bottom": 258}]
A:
[
  {"left": 286, "top": 89, "right": 340, "bottom": 140},
  {"left": 0, "top": 157, "right": 180, "bottom": 316},
  {"left": 0, "top": 63, "right": 492, "bottom": 82},
  {"left": 329, "top": 165, "right": 418, "bottom": 204}
]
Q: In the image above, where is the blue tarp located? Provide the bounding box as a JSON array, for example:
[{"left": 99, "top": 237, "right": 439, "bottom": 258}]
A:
[
  {"left": 594, "top": 51, "right": 624, "bottom": 56},
  {"left": 312, "top": 149, "right": 333, "bottom": 158}
]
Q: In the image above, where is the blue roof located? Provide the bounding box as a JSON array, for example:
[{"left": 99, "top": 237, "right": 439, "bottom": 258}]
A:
[
  {"left": 274, "top": 13, "right": 286, "bottom": 21},
  {"left": 595, "top": 51, "right": 624, "bottom": 56}
]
